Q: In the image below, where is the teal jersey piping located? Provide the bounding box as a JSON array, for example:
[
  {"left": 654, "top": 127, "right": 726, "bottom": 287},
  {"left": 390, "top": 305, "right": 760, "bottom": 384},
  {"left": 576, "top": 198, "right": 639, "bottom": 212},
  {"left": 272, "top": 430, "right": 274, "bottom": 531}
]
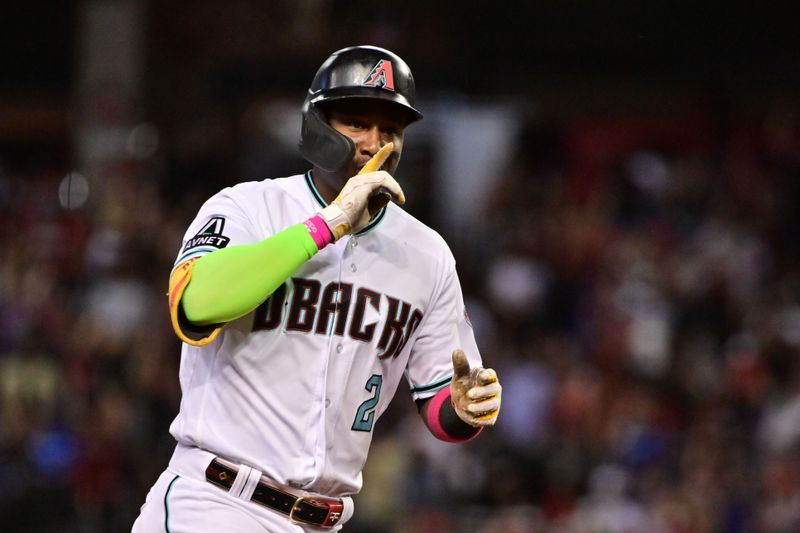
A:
[
  {"left": 304, "top": 171, "right": 387, "bottom": 235},
  {"left": 164, "top": 475, "right": 179, "bottom": 532},
  {"left": 175, "top": 246, "right": 218, "bottom": 266},
  {"left": 410, "top": 375, "right": 452, "bottom": 394}
]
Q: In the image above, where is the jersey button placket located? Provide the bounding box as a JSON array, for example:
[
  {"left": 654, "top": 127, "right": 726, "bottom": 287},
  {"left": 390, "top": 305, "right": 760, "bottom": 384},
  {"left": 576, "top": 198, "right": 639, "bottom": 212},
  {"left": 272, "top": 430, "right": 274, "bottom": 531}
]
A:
[{"left": 346, "top": 236, "right": 358, "bottom": 274}]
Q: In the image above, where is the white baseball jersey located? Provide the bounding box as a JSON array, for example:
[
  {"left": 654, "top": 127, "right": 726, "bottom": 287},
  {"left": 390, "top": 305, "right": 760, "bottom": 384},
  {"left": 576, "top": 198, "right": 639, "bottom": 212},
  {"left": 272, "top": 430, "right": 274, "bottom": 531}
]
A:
[{"left": 168, "top": 171, "right": 482, "bottom": 497}]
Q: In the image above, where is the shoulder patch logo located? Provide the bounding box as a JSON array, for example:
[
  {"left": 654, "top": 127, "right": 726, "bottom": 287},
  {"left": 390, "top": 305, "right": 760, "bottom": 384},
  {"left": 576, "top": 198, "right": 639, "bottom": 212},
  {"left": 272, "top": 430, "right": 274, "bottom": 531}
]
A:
[
  {"left": 362, "top": 59, "right": 395, "bottom": 91},
  {"left": 182, "top": 216, "right": 230, "bottom": 253}
]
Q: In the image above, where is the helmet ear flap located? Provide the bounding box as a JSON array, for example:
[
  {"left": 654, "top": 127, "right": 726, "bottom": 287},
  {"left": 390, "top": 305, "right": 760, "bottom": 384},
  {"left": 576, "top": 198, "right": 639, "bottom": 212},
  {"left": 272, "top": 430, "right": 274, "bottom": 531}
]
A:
[{"left": 299, "top": 105, "right": 355, "bottom": 172}]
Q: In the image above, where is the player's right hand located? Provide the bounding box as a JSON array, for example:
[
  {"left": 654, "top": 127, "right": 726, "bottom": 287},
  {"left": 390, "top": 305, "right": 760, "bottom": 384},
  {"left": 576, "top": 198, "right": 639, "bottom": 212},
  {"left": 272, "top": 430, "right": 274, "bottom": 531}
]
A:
[{"left": 320, "top": 143, "right": 405, "bottom": 240}]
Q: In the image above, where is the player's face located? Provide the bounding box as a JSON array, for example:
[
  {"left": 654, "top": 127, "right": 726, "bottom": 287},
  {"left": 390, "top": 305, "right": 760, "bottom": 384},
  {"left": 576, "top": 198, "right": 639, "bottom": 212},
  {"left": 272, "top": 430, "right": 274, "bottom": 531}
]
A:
[{"left": 327, "top": 100, "right": 406, "bottom": 178}]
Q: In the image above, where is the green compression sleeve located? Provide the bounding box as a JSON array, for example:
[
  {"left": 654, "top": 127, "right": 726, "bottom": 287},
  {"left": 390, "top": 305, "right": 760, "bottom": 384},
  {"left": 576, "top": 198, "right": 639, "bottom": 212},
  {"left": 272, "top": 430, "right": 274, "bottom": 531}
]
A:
[{"left": 181, "top": 223, "right": 318, "bottom": 325}]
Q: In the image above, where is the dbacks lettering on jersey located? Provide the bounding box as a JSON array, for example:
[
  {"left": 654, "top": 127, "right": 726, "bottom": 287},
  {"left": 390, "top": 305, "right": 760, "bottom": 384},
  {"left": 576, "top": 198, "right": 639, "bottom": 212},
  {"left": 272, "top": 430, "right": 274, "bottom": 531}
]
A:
[
  {"left": 182, "top": 217, "right": 230, "bottom": 253},
  {"left": 253, "top": 278, "right": 423, "bottom": 360}
]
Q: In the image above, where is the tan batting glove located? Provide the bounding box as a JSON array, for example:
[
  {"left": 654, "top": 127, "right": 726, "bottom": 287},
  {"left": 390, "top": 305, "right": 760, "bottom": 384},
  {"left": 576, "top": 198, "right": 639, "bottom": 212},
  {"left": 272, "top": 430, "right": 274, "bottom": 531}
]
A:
[
  {"left": 320, "top": 143, "right": 405, "bottom": 240},
  {"left": 450, "top": 349, "right": 502, "bottom": 427}
]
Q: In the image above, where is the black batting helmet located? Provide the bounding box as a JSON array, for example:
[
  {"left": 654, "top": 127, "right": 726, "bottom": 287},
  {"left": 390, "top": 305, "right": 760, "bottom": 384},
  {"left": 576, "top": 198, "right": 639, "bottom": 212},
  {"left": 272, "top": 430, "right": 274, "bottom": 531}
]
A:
[{"left": 299, "top": 45, "right": 423, "bottom": 172}]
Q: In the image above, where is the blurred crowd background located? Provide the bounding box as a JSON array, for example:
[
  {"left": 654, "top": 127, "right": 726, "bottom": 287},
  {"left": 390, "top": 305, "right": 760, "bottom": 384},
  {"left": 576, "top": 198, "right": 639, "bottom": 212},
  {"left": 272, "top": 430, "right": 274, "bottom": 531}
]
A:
[{"left": 2, "top": 1, "right": 800, "bottom": 532}]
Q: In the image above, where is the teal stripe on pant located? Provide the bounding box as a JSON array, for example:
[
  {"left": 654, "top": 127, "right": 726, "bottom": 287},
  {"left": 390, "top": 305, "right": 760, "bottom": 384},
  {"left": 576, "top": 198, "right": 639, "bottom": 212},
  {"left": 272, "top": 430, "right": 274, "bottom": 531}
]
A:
[{"left": 164, "top": 475, "right": 180, "bottom": 532}]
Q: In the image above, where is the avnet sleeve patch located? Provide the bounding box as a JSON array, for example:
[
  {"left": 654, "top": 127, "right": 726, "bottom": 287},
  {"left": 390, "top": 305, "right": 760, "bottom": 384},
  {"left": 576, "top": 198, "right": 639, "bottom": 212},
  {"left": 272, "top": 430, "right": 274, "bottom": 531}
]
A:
[{"left": 182, "top": 216, "right": 231, "bottom": 254}]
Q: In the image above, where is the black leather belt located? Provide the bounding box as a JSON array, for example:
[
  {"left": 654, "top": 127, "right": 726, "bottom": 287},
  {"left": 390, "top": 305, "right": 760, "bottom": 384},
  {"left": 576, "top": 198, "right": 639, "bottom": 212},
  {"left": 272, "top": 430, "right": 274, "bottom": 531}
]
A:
[{"left": 205, "top": 458, "right": 344, "bottom": 528}]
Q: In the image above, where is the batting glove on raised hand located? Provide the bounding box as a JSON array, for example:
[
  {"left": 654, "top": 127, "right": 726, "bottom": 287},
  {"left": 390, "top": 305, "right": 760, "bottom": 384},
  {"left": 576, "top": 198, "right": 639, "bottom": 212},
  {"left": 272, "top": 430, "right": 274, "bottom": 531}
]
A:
[
  {"left": 320, "top": 143, "right": 405, "bottom": 240},
  {"left": 450, "top": 349, "right": 502, "bottom": 427}
]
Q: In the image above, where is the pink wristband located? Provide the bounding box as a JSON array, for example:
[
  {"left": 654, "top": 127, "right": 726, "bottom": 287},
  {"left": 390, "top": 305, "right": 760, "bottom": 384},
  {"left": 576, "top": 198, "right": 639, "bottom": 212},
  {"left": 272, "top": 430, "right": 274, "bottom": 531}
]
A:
[
  {"left": 304, "top": 215, "right": 334, "bottom": 250},
  {"left": 427, "top": 386, "right": 483, "bottom": 443}
]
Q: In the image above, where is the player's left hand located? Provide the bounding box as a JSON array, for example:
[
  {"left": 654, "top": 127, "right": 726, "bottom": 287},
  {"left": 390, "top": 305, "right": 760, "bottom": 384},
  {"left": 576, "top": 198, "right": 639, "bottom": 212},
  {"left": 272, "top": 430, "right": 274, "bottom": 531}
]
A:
[{"left": 450, "top": 349, "right": 502, "bottom": 427}]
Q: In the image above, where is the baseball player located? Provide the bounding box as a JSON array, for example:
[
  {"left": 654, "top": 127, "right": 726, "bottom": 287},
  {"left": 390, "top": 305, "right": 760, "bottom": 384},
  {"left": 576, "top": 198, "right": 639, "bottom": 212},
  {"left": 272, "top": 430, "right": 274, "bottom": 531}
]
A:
[{"left": 132, "top": 45, "right": 502, "bottom": 532}]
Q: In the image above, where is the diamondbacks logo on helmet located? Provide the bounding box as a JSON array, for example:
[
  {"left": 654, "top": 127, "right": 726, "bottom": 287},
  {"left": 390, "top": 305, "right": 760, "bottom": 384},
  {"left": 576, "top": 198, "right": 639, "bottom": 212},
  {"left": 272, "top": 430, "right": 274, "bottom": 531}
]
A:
[{"left": 362, "top": 59, "right": 395, "bottom": 91}]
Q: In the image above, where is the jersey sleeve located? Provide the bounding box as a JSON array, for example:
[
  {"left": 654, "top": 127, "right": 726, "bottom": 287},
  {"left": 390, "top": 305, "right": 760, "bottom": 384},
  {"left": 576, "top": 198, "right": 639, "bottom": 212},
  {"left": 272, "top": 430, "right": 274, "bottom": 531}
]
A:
[
  {"left": 405, "top": 265, "right": 482, "bottom": 402},
  {"left": 173, "top": 188, "right": 262, "bottom": 267},
  {"left": 169, "top": 188, "right": 262, "bottom": 345}
]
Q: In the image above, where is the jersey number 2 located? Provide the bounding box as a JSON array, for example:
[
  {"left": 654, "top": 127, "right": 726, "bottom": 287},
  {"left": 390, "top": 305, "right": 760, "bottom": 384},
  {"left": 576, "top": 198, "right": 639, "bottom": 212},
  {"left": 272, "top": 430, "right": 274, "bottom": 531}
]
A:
[{"left": 352, "top": 375, "right": 382, "bottom": 432}]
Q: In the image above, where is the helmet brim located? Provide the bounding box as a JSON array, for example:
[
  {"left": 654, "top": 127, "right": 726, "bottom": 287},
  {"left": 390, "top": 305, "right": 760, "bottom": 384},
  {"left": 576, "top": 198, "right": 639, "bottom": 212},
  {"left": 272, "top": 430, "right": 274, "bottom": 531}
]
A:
[{"left": 312, "top": 92, "right": 423, "bottom": 126}]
